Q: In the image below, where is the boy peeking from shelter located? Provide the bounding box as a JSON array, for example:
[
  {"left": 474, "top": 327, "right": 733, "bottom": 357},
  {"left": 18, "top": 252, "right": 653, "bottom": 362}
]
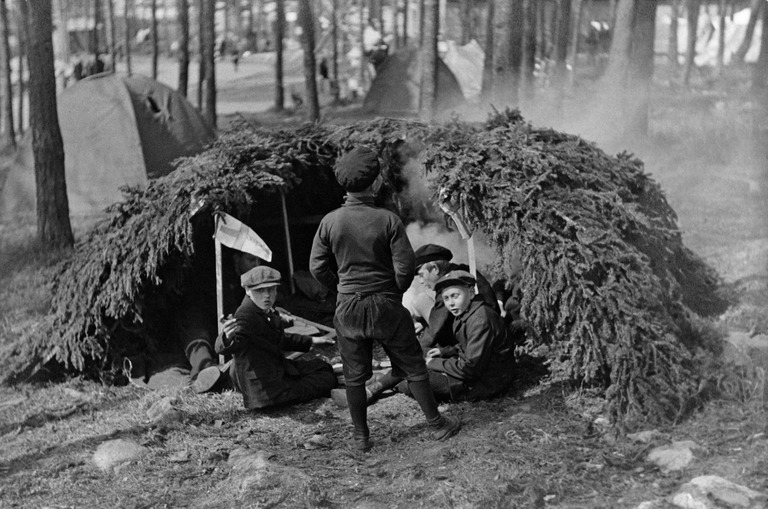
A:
[
  {"left": 214, "top": 266, "right": 337, "bottom": 410},
  {"left": 310, "top": 146, "right": 461, "bottom": 452},
  {"left": 333, "top": 270, "right": 516, "bottom": 405}
]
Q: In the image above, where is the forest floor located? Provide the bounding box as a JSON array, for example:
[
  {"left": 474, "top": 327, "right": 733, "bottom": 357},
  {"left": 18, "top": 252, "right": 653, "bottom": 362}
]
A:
[{"left": 0, "top": 55, "right": 767, "bottom": 508}]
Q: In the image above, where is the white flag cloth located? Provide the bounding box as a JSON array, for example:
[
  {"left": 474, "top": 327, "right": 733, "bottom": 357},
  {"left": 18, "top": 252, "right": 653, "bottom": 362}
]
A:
[{"left": 214, "top": 212, "right": 272, "bottom": 262}]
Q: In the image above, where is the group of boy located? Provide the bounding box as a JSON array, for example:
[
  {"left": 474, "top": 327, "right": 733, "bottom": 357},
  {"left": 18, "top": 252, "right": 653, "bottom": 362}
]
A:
[{"left": 194, "top": 146, "right": 520, "bottom": 452}]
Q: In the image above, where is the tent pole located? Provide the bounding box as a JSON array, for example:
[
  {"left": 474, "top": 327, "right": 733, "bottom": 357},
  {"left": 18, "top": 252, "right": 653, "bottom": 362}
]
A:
[
  {"left": 214, "top": 216, "right": 225, "bottom": 364},
  {"left": 279, "top": 190, "right": 296, "bottom": 294}
]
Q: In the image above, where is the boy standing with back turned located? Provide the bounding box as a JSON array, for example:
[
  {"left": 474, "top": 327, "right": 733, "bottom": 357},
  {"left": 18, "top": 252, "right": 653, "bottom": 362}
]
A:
[{"left": 310, "top": 146, "right": 461, "bottom": 452}]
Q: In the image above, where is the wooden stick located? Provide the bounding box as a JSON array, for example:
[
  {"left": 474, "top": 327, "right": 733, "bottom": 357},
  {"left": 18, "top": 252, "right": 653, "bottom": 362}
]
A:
[
  {"left": 279, "top": 190, "right": 296, "bottom": 295},
  {"left": 214, "top": 217, "right": 225, "bottom": 364}
]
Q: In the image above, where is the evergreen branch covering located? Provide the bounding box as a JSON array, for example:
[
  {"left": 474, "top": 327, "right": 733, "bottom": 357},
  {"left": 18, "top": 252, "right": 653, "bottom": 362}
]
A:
[{"left": 6, "top": 112, "right": 729, "bottom": 426}]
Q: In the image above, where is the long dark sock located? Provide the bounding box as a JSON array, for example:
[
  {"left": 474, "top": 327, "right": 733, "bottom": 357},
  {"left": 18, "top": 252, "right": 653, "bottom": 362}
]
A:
[
  {"left": 346, "top": 385, "right": 369, "bottom": 438},
  {"left": 407, "top": 379, "right": 442, "bottom": 424}
]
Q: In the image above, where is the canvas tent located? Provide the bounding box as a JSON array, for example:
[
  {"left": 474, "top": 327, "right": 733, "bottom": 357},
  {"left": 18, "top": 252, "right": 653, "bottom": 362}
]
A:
[
  {"left": 0, "top": 73, "right": 216, "bottom": 219},
  {"left": 362, "top": 48, "right": 467, "bottom": 116},
  {"left": 440, "top": 40, "right": 485, "bottom": 101}
]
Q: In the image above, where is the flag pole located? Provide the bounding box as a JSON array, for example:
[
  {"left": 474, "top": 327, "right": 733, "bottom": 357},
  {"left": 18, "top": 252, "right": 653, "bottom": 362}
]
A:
[
  {"left": 279, "top": 190, "right": 296, "bottom": 295},
  {"left": 214, "top": 216, "right": 225, "bottom": 364}
]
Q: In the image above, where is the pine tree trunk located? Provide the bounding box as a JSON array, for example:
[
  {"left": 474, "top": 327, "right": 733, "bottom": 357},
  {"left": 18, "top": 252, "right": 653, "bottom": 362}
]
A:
[
  {"left": 92, "top": 0, "right": 100, "bottom": 57},
  {"left": 16, "top": 0, "right": 27, "bottom": 134},
  {"left": 521, "top": 0, "right": 537, "bottom": 102},
  {"left": 734, "top": 0, "right": 762, "bottom": 63},
  {"left": 627, "top": 0, "right": 656, "bottom": 137},
  {"left": 151, "top": 0, "right": 158, "bottom": 79},
  {"left": 753, "top": 0, "right": 768, "bottom": 90},
  {"left": 568, "top": 0, "right": 583, "bottom": 71},
  {"left": 716, "top": 0, "right": 726, "bottom": 74},
  {"left": 177, "top": 0, "right": 189, "bottom": 96},
  {"left": 490, "top": 0, "right": 519, "bottom": 107},
  {"left": 124, "top": 0, "right": 132, "bottom": 75},
  {"left": 197, "top": 0, "right": 204, "bottom": 108},
  {"left": 201, "top": 0, "right": 216, "bottom": 126},
  {"left": 274, "top": 0, "right": 285, "bottom": 110},
  {"left": 104, "top": 0, "right": 115, "bottom": 70},
  {"left": 553, "top": 0, "right": 572, "bottom": 111},
  {"left": 597, "top": 0, "right": 634, "bottom": 133},
  {"left": 0, "top": 0, "right": 16, "bottom": 150},
  {"left": 332, "top": 0, "right": 340, "bottom": 102},
  {"left": 460, "top": 0, "right": 472, "bottom": 45},
  {"left": 359, "top": 0, "right": 365, "bottom": 89},
  {"left": 392, "top": 0, "right": 399, "bottom": 49},
  {"left": 668, "top": 0, "right": 679, "bottom": 66},
  {"left": 683, "top": 0, "right": 700, "bottom": 85},
  {"left": 419, "top": 0, "right": 438, "bottom": 118},
  {"left": 480, "top": 0, "right": 493, "bottom": 100},
  {"left": 27, "top": 0, "right": 74, "bottom": 248},
  {"left": 297, "top": 0, "right": 319, "bottom": 121},
  {"left": 403, "top": 0, "right": 409, "bottom": 46}
]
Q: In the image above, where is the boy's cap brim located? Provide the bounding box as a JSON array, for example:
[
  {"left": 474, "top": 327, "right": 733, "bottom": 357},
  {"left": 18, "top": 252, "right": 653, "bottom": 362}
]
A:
[{"left": 435, "top": 270, "right": 476, "bottom": 294}]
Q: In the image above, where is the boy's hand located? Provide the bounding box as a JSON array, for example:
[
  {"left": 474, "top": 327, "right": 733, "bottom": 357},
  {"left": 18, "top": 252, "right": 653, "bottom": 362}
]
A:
[
  {"left": 312, "top": 331, "right": 336, "bottom": 345},
  {"left": 426, "top": 347, "right": 442, "bottom": 359},
  {"left": 220, "top": 316, "right": 238, "bottom": 338}
]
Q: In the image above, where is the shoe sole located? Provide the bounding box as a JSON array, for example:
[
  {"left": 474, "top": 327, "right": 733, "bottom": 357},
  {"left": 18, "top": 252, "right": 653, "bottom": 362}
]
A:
[{"left": 192, "top": 366, "right": 222, "bottom": 394}]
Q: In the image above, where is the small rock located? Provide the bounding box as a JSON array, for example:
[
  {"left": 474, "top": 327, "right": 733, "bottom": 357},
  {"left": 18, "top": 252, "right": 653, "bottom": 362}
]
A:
[
  {"left": 647, "top": 441, "right": 701, "bottom": 473},
  {"left": 635, "top": 500, "right": 665, "bottom": 509},
  {"left": 628, "top": 430, "right": 660, "bottom": 444},
  {"left": 93, "top": 438, "right": 146, "bottom": 472},
  {"left": 671, "top": 475, "right": 767, "bottom": 509},
  {"left": 302, "top": 434, "right": 329, "bottom": 450},
  {"left": 168, "top": 450, "right": 190, "bottom": 463}
]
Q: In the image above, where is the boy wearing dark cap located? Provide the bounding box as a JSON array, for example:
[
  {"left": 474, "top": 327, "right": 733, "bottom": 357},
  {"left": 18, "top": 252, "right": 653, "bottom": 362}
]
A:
[
  {"left": 214, "top": 266, "right": 337, "bottom": 410},
  {"left": 310, "top": 146, "right": 460, "bottom": 451},
  {"left": 339, "top": 270, "right": 516, "bottom": 405},
  {"left": 413, "top": 243, "right": 499, "bottom": 351}
]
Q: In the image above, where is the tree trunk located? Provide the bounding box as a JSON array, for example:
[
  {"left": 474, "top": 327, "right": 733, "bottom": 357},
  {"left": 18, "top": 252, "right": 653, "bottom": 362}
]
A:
[
  {"left": 124, "top": 0, "right": 132, "bottom": 75},
  {"left": 753, "top": 0, "right": 768, "bottom": 90},
  {"left": 568, "top": 0, "right": 583, "bottom": 71},
  {"left": 683, "top": 0, "right": 700, "bottom": 85},
  {"left": 460, "top": 0, "right": 472, "bottom": 45},
  {"left": 668, "top": 0, "right": 679, "bottom": 65},
  {"left": 16, "top": 0, "right": 28, "bottom": 134},
  {"left": 0, "top": 0, "right": 16, "bottom": 150},
  {"left": 403, "top": 0, "right": 408, "bottom": 46},
  {"left": 55, "top": 0, "right": 70, "bottom": 71},
  {"left": 597, "top": 0, "right": 634, "bottom": 129},
  {"left": 716, "top": 0, "right": 726, "bottom": 74},
  {"left": 419, "top": 0, "right": 438, "bottom": 118},
  {"left": 201, "top": 0, "right": 216, "bottom": 126},
  {"left": 358, "top": 0, "right": 365, "bottom": 89},
  {"left": 297, "top": 0, "right": 319, "bottom": 120},
  {"left": 480, "top": 0, "right": 493, "bottom": 100},
  {"left": 92, "top": 0, "right": 101, "bottom": 57},
  {"left": 419, "top": 0, "right": 425, "bottom": 46},
  {"left": 627, "top": 0, "right": 656, "bottom": 137},
  {"left": 490, "top": 0, "right": 522, "bottom": 107},
  {"left": 26, "top": 0, "right": 74, "bottom": 248},
  {"left": 521, "top": 0, "right": 537, "bottom": 102},
  {"left": 151, "top": 0, "right": 158, "bottom": 78},
  {"left": 552, "top": 0, "right": 571, "bottom": 113},
  {"left": 274, "top": 0, "right": 285, "bottom": 110},
  {"left": 735, "top": 0, "right": 762, "bottom": 63},
  {"left": 105, "top": 0, "right": 116, "bottom": 71},
  {"left": 197, "top": 0, "right": 204, "bottom": 108},
  {"left": 177, "top": 0, "right": 189, "bottom": 96},
  {"left": 332, "top": 0, "right": 340, "bottom": 102}
]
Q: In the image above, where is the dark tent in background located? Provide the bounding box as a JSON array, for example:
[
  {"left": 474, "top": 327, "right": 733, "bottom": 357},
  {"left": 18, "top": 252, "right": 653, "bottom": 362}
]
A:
[
  {"left": 0, "top": 73, "right": 216, "bottom": 219},
  {"left": 362, "top": 48, "right": 467, "bottom": 116}
]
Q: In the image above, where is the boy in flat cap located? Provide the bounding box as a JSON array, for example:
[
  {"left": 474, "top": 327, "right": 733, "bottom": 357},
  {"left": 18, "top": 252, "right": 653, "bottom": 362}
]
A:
[
  {"left": 310, "top": 146, "right": 461, "bottom": 451},
  {"left": 413, "top": 244, "right": 499, "bottom": 351},
  {"left": 354, "top": 270, "right": 516, "bottom": 404},
  {"left": 215, "top": 266, "right": 337, "bottom": 410}
]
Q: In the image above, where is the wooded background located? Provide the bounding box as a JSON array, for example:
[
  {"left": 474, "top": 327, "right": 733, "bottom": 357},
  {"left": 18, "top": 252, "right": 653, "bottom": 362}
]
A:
[{"left": 0, "top": 0, "right": 766, "bottom": 247}]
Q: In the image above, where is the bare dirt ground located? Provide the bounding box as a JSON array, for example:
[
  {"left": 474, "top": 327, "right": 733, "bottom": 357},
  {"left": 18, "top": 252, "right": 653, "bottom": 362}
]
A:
[{"left": 1, "top": 55, "right": 767, "bottom": 508}]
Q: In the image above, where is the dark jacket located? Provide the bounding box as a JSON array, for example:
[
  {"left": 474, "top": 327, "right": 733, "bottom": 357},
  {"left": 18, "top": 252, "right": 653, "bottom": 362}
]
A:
[
  {"left": 427, "top": 298, "right": 514, "bottom": 395},
  {"left": 310, "top": 194, "right": 414, "bottom": 295},
  {"left": 420, "top": 267, "right": 499, "bottom": 349},
  {"left": 215, "top": 296, "right": 313, "bottom": 409}
]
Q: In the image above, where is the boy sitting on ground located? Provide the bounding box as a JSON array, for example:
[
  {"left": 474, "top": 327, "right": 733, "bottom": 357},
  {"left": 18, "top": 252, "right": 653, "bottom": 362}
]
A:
[
  {"left": 334, "top": 270, "right": 515, "bottom": 405},
  {"left": 215, "top": 266, "right": 337, "bottom": 410}
]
